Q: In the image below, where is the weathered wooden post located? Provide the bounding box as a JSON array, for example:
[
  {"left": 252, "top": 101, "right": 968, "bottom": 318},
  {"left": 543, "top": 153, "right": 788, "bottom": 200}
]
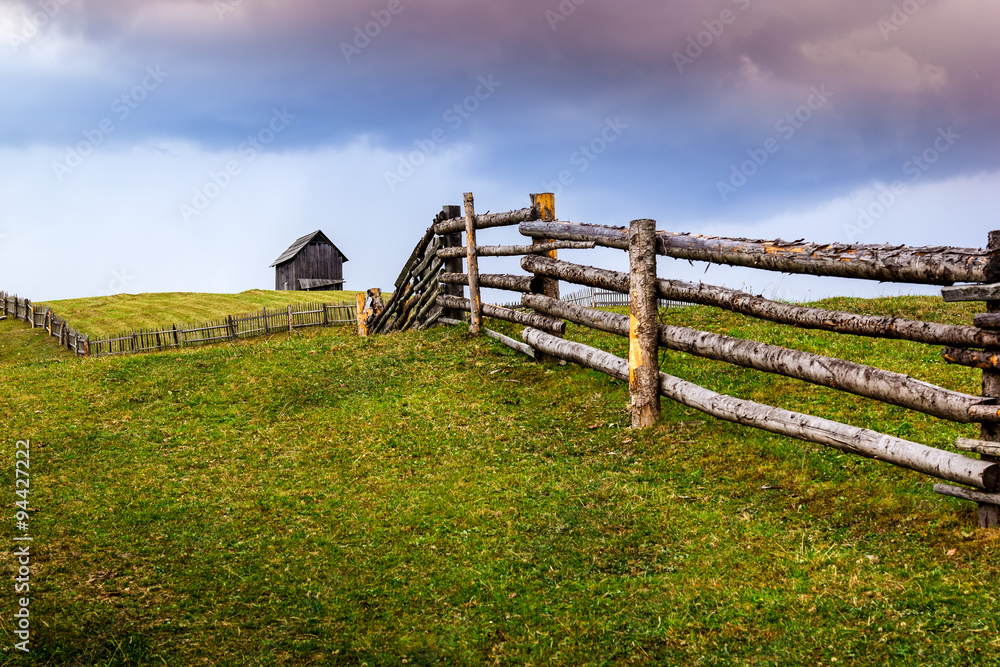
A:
[
  {"left": 287, "top": 305, "right": 293, "bottom": 333},
  {"left": 440, "top": 205, "right": 464, "bottom": 322},
  {"left": 356, "top": 288, "right": 383, "bottom": 336},
  {"left": 528, "top": 193, "right": 561, "bottom": 363},
  {"left": 976, "top": 230, "right": 1000, "bottom": 527},
  {"left": 529, "top": 193, "right": 559, "bottom": 301},
  {"left": 628, "top": 219, "right": 662, "bottom": 428},
  {"left": 463, "top": 192, "right": 483, "bottom": 336},
  {"left": 939, "top": 230, "right": 1000, "bottom": 526}
]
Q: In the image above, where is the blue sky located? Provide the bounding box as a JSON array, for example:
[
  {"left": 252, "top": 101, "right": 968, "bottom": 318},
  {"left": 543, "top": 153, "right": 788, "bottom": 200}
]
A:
[{"left": 2, "top": 0, "right": 999, "bottom": 302}]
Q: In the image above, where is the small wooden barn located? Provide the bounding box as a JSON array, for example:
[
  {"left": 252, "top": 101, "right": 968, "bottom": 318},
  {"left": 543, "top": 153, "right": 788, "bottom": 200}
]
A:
[{"left": 270, "top": 230, "right": 349, "bottom": 291}]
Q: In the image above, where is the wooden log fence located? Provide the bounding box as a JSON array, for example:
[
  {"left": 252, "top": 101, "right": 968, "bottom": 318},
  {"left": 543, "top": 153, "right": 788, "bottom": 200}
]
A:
[
  {"left": 365, "top": 191, "right": 1000, "bottom": 527},
  {"left": 519, "top": 221, "right": 999, "bottom": 286},
  {"left": 0, "top": 291, "right": 358, "bottom": 358},
  {"left": 522, "top": 327, "right": 999, "bottom": 492}
]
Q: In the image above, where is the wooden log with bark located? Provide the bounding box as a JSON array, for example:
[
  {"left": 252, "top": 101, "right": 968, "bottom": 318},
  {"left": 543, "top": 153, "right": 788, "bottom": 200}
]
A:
[
  {"left": 440, "top": 273, "right": 533, "bottom": 294},
  {"left": 437, "top": 241, "right": 595, "bottom": 260},
  {"left": 522, "top": 293, "right": 994, "bottom": 424},
  {"left": 521, "top": 327, "right": 999, "bottom": 491},
  {"left": 628, "top": 219, "right": 661, "bottom": 428},
  {"left": 974, "top": 313, "right": 1000, "bottom": 331},
  {"left": 943, "top": 283, "right": 1000, "bottom": 302},
  {"left": 484, "top": 328, "right": 535, "bottom": 358},
  {"left": 433, "top": 206, "right": 538, "bottom": 235},
  {"left": 955, "top": 438, "right": 1000, "bottom": 457},
  {"left": 975, "top": 230, "right": 1000, "bottom": 526},
  {"left": 519, "top": 221, "right": 997, "bottom": 285},
  {"left": 934, "top": 484, "right": 1000, "bottom": 506},
  {"left": 464, "top": 193, "right": 483, "bottom": 335},
  {"left": 943, "top": 347, "right": 1000, "bottom": 369},
  {"left": 437, "top": 294, "right": 565, "bottom": 334},
  {"left": 520, "top": 255, "right": 1000, "bottom": 349}
]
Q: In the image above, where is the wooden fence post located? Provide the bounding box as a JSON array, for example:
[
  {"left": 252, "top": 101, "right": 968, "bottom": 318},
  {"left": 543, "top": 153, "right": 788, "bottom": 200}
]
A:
[
  {"left": 174, "top": 324, "right": 183, "bottom": 348},
  {"left": 529, "top": 193, "right": 559, "bottom": 301},
  {"left": 287, "top": 305, "right": 293, "bottom": 333},
  {"left": 628, "top": 219, "right": 662, "bottom": 428},
  {"left": 463, "top": 192, "right": 482, "bottom": 336},
  {"left": 227, "top": 315, "right": 237, "bottom": 340},
  {"left": 978, "top": 229, "right": 1000, "bottom": 527},
  {"left": 440, "top": 205, "right": 464, "bottom": 321},
  {"left": 356, "top": 288, "right": 383, "bottom": 336},
  {"left": 528, "top": 193, "right": 562, "bottom": 363}
]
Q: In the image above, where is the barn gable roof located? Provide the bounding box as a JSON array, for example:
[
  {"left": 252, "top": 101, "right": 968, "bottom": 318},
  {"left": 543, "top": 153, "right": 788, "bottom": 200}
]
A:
[{"left": 269, "top": 230, "right": 349, "bottom": 267}]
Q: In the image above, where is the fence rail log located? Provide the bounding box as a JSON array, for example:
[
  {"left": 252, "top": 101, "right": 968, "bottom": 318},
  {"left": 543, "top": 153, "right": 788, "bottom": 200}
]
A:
[
  {"left": 437, "top": 241, "right": 594, "bottom": 260},
  {"left": 484, "top": 328, "right": 536, "bottom": 358},
  {"left": 437, "top": 294, "right": 565, "bottom": 334},
  {"left": 440, "top": 273, "right": 533, "bottom": 293},
  {"left": 433, "top": 206, "right": 538, "bottom": 235},
  {"left": 419, "top": 307, "right": 444, "bottom": 331},
  {"left": 520, "top": 222, "right": 997, "bottom": 285},
  {"left": 520, "top": 255, "right": 1000, "bottom": 348},
  {"left": 943, "top": 347, "right": 1000, "bottom": 369},
  {"left": 523, "top": 293, "right": 990, "bottom": 424},
  {"left": 522, "top": 327, "right": 999, "bottom": 491},
  {"left": 934, "top": 484, "right": 1000, "bottom": 506},
  {"left": 943, "top": 283, "right": 1000, "bottom": 303},
  {"left": 956, "top": 438, "right": 1000, "bottom": 457},
  {"left": 974, "top": 313, "right": 1000, "bottom": 330}
]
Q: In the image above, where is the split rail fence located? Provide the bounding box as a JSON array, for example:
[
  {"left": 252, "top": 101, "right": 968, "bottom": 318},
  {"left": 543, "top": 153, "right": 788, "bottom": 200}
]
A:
[
  {"left": 363, "top": 191, "right": 1000, "bottom": 528},
  {"left": 0, "top": 292, "right": 357, "bottom": 358}
]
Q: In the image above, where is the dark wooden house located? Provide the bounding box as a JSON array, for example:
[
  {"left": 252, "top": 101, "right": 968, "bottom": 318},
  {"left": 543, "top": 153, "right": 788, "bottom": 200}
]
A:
[{"left": 270, "top": 230, "right": 348, "bottom": 291}]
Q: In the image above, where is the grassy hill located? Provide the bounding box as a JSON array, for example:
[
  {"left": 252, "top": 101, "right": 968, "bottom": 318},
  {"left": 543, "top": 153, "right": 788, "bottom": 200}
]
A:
[
  {"left": 39, "top": 289, "right": 360, "bottom": 339},
  {"left": 1, "top": 294, "right": 998, "bottom": 665}
]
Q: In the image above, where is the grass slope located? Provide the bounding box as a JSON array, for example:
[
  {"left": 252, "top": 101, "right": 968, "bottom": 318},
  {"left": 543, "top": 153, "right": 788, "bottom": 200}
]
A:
[
  {"left": 40, "top": 289, "right": 360, "bottom": 339},
  {"left": 1, "top": 295, "right": 999, "bottom": 666},
  {"left": 0, "top": 318, "right": 73, "bottom": 367}
]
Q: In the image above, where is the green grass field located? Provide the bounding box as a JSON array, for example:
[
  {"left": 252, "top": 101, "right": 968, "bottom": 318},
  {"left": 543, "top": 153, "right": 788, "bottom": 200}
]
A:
[
  {"left": 39, "top": 289, "right": 360, "bottom": 339},
  {"left": 1, "top": 293, "right": 999, "bottom": 665}
]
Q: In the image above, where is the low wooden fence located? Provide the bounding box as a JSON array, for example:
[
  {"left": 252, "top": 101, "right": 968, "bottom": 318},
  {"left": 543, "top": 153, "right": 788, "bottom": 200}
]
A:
[
  {"left": 363, "top": 191, "right": 1000, "bottom": 528},
  {"left": 0, "top": 292, "right": 358, "bottom": 358},
  {"left": 562, "top": 287, "right": 686, "bottom": 310}
]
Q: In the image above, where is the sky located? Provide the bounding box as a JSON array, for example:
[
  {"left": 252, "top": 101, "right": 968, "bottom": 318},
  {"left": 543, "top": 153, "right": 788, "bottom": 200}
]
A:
[{"left": 1, "top": 0, "right": 999, "bottom": 303}]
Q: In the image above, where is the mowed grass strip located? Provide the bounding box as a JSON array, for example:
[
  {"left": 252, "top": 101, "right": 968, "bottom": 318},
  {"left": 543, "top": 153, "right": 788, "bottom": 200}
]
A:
[
  {"left": 39, "top": 289, "right": 361, "bottom": 339},
  {"left": 0, "top": 295, "right": 999, "bottom": 665}
]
